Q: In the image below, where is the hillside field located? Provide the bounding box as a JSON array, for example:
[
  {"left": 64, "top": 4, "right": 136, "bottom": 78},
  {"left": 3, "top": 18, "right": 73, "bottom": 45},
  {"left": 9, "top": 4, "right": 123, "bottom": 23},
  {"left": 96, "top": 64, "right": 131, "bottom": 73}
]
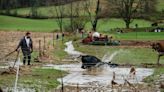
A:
[
  {"left": 5, "top": 0, "right": 164, "bottom": 17},
  {"left": 0, "top": 15, "right": 152, "bottom": 32}
]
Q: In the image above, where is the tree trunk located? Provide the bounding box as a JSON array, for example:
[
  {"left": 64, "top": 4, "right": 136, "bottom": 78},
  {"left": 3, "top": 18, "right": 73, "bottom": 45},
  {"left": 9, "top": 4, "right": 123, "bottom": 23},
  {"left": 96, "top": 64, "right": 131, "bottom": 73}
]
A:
[
  {"left": 92, "top": 0, "right": 100, "bottom": 31},
  {"left": 60, "top": 21, "right": 63, "bottom": 32},
  {"left": 93, "top": 19, "right": 98, "bottom": 31},
  {"left": 125, "top": 21, "right": 130, "bottom": 28}
]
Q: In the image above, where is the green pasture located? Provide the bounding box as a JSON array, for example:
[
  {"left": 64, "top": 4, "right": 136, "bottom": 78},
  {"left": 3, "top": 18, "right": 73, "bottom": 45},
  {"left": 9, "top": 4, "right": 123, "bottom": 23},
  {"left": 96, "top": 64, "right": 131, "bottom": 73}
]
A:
[
  {"left": 74, "top": 43, "right": 164, "bottom": 65},
  {"left": 0, "top": 15, "right": 152, "bottom": 32},
  {"left": 111, "top": 32, "right": 164, "bottom": 40},
  {"left": 0, "top": 68, "right": 67, "bottom": 91},
  {"left": 1, "top": 15, "right": 164, "bottom": 41},
  {"left": 0, "top": 15, "right": 58, "bottom": 32}
]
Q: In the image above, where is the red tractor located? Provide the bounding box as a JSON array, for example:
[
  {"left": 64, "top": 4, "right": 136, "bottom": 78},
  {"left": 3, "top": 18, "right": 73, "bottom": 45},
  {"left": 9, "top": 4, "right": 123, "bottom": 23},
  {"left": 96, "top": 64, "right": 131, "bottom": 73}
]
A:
[{"left": 82, "top": 32, "right": 120, "bottom": 46}]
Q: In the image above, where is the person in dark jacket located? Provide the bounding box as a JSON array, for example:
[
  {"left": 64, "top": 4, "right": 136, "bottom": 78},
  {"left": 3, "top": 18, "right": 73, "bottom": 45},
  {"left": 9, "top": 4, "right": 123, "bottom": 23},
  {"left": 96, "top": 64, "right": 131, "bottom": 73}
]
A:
[
  {"left": 16, "top": 32, "right": 33, "bottom": 65},
  {"left": 56, "top": 33, "right": 59, "bottom": 40}
]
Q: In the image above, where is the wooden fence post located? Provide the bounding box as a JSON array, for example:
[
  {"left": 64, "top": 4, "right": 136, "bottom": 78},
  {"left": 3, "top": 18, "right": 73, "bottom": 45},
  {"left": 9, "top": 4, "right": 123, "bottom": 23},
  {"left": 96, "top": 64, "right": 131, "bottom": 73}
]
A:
[
  {"left": 39, "top": 40, "right": 42, "bottom": 57},
  {"left": 43, "top": 36, "right": 46, "bottom": 50},
  {"left": 53, "top": 32, "right": 55, "bottom": 48},
  {"left": 77, "top": 83, "right": 79, "bottom": 92}
]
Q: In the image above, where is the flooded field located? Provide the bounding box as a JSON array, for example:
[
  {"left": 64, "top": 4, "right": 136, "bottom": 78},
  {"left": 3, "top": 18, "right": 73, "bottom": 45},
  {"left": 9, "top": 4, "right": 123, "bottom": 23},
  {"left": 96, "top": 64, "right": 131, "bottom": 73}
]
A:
[
  {"left": 44, "top": 64, "right": 153, "bottom": 85},
  {"left": 43, "top": 63, "right": 155, "bottom": 92},
  {"left": 42, "top": 41, "right": 157, "bottom": 92},
  {"left": 0, "top": 38, "right": 163, "bottom": 92}
]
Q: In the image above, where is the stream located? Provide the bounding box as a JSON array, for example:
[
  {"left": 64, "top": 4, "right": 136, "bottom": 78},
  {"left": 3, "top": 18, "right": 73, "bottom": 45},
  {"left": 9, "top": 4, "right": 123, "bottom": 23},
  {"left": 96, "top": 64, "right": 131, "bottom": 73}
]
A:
[
  {"left": 44, "top": 41, "right": 154, "bottom": 91},
  {"left": 43, "top": 64, "right": 153, "bottom": 86}
]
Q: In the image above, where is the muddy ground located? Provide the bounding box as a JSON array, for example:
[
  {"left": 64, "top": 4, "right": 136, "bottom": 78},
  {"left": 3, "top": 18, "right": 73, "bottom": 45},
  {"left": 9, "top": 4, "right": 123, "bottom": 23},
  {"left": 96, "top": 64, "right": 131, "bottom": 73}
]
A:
[
  {"left": 0, "top": 31, "right": 161, "bottom": 65},
  {"left": 0, "top": 31, "right": 55, "bottom": 63}
]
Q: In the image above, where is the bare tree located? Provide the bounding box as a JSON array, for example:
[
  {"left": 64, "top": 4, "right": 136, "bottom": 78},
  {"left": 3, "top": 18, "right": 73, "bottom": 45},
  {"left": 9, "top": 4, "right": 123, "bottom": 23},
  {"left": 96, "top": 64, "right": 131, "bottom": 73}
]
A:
[
  {"left": 13, "top": 0, "right": 18, "bottom": 16},
  {"left": 141, "top": 0, "right": 157, "bottom": 13},
  {"left": 54, "top": 0, "right": 65, "bottom": 32},
  {"left": 69, "top": 1, "right": 74, "bottom": 32},
  {"left": 111, "top": 0, "right": 141, "bottom": 28},
  {"left": 48, "top": 0, "right": 66, "bottom": 32},
  {"left": 84, "top": 0, "right": 101, "bottom": 31},
  {"left": 73, "top": 1, "right": 89, "bottom": 32},
  {"left": 61, "top": 2, "right": 74, "bottom": 33},
  {"left": 66, "top": 1, "right": 88, "bottom": 33},
  {"left": 30, "top": 0, "right": 39, "bottom": 18}
]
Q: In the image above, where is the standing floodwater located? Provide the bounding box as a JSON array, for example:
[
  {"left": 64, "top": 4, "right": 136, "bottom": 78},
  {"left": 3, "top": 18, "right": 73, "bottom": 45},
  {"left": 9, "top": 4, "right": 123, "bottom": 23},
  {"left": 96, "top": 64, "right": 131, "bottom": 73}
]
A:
[
  {"left": 43, "top": 64, "right": 153, "bottom": 86},
  {"left": 43, "top": 41, "right": 154, "bottom": 91}
]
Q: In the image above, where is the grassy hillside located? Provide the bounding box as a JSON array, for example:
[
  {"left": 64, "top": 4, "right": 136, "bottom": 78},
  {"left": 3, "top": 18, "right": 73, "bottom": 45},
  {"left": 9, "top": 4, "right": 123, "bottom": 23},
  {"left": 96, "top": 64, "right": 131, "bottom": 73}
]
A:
[
  {"left": 10, "top": 0, "right": 90, "bottom": 18},
  {"left": 157, "top": 0, "right": 164, "bottom": 11},
  {"left": 0, "top": 15, "right": 59, "bottom": 32},
  {"left": 112, "top": 32, "right": 164, "bottom": 40},
  {"left": 6, "top": 0, "right": 163, "bottom": 18},
  {"left": 0, "top": 15, "right": 152, "bottom": 32},
  {"left": 94, "top": 18, "right": 152, "bottom": 31}
]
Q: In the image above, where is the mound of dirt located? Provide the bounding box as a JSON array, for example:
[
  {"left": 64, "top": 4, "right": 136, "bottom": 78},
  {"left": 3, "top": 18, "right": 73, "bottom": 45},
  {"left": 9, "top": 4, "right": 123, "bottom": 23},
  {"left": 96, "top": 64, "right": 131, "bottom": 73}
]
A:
[{"left": 120, "top": 40, "right": 152, "bottom": 46}]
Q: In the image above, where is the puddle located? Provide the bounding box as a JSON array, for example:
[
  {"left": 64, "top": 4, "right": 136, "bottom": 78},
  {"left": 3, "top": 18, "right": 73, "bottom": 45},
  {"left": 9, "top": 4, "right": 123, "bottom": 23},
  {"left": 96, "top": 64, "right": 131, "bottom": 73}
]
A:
[{"left": 43, "top": 64, "right": 154, "bottom": 87}]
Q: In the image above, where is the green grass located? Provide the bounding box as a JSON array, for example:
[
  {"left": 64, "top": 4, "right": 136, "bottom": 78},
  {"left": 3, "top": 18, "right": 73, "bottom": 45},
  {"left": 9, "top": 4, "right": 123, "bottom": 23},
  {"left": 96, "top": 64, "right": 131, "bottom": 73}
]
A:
[
  {"left": 112, "top": 32, "right": 164, "bottom": 40},
  {"left": 96, "top": 18, "right": 152, "bottom": 31},
  {"left": 20, "top": 68, "right": 66, "bottom": 90},
  {"left": 0, "top": 68, "right": 66, "bottom": 91},
  {"left": 75, "top": 44, "right": 164, "bottom": 65},
  {"left": 144, "top": 67, "right": 164, "bottom": 89},
  {"left": 52, "top": 40, "right": 68, "bottom": 61},
  {"left": 0, "top": 15, "right": 60, "bottom": 32},
  {"left": 0, "top": 15, "right": 153, "bottom": 32}
]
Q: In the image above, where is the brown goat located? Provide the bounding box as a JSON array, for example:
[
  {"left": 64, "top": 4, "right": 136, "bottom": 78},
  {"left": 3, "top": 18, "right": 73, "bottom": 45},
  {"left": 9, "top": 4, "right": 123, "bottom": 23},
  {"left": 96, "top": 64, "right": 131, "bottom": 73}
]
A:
[{"left": 151, "top": 42, "right": 164, "bottom": 64}]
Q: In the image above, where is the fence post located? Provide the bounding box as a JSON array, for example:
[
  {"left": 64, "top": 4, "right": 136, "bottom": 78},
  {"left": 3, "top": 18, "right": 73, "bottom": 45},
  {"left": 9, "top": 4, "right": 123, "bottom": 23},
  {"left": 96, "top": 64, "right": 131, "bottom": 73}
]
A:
[
  {"left": 39, "top": 40, "right": 42, "bottom": 57},
  {"left": 53, "top": 32, "right": 55, "bottom": 48},
  {"left": 77, "top": 83, "right": 79, "bottom": 92},
  {"left": 44, "top": 36, "right": 46, "bottom": 50}
]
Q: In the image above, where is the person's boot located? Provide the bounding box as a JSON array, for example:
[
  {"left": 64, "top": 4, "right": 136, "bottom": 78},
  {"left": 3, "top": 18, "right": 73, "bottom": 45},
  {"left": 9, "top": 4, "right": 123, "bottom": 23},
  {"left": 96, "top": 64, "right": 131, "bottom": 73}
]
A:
[
  {"left": 23, "top": 58, "right": 26, "bottom": 65},
  {"left": 27, "top": 62, "right": 31, "bottom": 65},
  {"left": 27, "top": 60, "right": 31, "bottom": 65},
  {"left": 27, "top": 56, "right": 31, "bottom": 65}
]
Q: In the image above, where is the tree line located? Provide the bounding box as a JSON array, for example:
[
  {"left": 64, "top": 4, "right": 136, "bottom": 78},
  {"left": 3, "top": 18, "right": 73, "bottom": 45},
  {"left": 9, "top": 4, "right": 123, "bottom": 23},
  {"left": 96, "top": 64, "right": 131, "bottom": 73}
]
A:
[
  {"left": 0, "top": 0, "right": 81, "bottom": 9},
  {"left": 54, "top": 0, "right": 158, "bottom": 30}
]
